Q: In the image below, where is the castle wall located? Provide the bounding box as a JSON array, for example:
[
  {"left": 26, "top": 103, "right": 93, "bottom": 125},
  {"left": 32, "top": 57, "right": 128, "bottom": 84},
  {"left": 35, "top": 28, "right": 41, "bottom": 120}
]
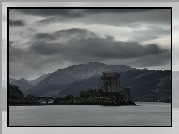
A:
[
  {"left": 124, "top": 87, "right": 130, "bottom": 100},
  {"left": 101, "top": 72, "right": 120, "bottom": 92}
]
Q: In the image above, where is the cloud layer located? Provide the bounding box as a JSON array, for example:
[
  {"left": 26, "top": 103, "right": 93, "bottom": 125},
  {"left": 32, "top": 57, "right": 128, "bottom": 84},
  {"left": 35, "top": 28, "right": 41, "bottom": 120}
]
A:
[
  {"left": 8, "top": 8, "right": 171, "bottom": 80},
  {"left": 11, "top": 9, "right": 171, "bottom": 26},
  {"left": 9, "top": 28, "right": 171, "bottom": 79},
  {"left": 9, "top": 19, "right": 25, "bottom": 27}
]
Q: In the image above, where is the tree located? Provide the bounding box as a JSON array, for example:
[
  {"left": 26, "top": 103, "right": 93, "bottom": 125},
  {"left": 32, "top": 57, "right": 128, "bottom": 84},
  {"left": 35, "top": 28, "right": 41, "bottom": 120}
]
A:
[
  {"left": 26, "top": 94, "right": 36, "bottom": 98},
  {"left": 64, "top": 94, "right": 74, "bottom": 101},
  {"left": 9, "top": 84, "right": 24, "bottom": 99}
]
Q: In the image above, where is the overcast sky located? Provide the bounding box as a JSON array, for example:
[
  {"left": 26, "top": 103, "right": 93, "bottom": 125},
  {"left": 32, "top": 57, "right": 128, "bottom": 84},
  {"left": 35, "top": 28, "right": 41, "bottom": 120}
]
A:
[{"left": 2, "top": 3, "right": 173, "bottom": 80}]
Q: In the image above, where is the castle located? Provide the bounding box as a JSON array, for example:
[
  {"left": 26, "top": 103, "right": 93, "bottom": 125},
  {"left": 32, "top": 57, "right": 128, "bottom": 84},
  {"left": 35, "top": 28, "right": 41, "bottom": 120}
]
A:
[
  {"left": 80, "top": 72, "right": 131, "bottom": 101},
  {"left": 101, "top": 72, "right": 120, "bottom": 92}
]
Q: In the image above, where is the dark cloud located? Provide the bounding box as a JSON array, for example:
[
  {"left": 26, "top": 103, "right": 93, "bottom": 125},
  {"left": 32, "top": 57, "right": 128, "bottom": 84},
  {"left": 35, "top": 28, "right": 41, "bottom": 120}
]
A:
[
  {"left": 9, "top": 46, "right": 27, "bottom": 62},
  {"left": 119, "top": 51, "right": 171, "bottom": 68},
  {"left": 32, "top": 28, "right": 96, "bottom": 42},
  {"left": 29, "top": 28, "right": 168, "bottom": 59},
  {"left": 131, "top": 35, "right": 159, "bottom": 42},
  {"left": 84, "top": 9, "right": 157, "bottom": 14},
  {"left": 34, "top": 10, "right": 152, "bottom": 26},
  {"left": 105, "top": 35, "right": 114, "bottom": 40},
  {"left": 9, "top": 28, "right": 171, "bottom": 79},
  {"left": 12, "top": 9, "right": 84, "bottom": 18},
  {"left": 13, "top": 9, "right": 171, "bottom": 26},
  {"left": 7, "top": 6, "right": 172, "bottom": 81},
  {"left": 14, "top": 27, "right": 37, "bottom": 39},
  {"left": 9, "top": 19, "right": 25, "bottom": 27},
  {"left": 13, "top": 9, "right": 155, "bottom": 17},
  {"left": 33, "top": 33, "right": 57, "bottom": 41}
]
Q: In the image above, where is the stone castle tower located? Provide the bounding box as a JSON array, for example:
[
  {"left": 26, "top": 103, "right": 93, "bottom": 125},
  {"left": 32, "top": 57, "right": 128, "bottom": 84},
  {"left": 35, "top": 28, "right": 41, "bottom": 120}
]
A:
[
  {"left": 124, "top": 87, "right": 130, "bottom": 100},
  {"left": 101, "top": 72, "right": 120, "bottom": 92}
]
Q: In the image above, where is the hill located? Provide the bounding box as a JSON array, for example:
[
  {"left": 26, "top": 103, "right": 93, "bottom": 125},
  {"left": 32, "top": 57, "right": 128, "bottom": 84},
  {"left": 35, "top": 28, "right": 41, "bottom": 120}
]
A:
[
  {"left": 23, "top": 62, "right": 136, "bottom": 96},
  {"left": 9, "top": 78, "right": 16, "bottom": 83},
  {"left": 29, "top": 73, "right": 51, "bottom": 86},
  {"left": 10, "top": 78, "right": 33, "bottom": 92},
  {"left": 9, "top": 84, "right": 24, "bottom": 99},
  {"left": 22, "top": 62, "right": 171, "bottom": 102},
  {"left": 120, "top": 70, "right": 171, "bottom": 102}
]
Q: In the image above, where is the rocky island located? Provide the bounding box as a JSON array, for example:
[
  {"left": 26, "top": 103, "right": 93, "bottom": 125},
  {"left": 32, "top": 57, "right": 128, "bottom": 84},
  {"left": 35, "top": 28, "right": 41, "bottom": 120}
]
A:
[{"left": 53, "top": 72, "right": 136, "bottom": 106}]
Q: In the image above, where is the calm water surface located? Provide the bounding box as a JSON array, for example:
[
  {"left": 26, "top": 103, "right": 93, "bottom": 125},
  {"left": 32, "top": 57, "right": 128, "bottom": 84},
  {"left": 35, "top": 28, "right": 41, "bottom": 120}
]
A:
[{"left": 9, "top": 102, "right": 171, "bottom": 126}]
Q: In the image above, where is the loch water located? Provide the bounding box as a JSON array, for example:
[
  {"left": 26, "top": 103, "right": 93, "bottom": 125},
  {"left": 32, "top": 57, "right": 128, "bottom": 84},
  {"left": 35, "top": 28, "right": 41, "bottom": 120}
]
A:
[{"left": 8, "top": 102, "right": 171, "bottom": 126}]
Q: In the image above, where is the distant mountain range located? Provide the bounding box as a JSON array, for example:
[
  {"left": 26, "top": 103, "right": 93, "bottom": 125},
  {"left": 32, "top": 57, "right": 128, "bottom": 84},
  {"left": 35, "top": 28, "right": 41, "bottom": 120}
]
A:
[
  {"left": 121, "top": 70, "right": 171, "bottom": 102},
  {"left": 23, "top": 62, "right": 136, "bottom": 97},
  {"left": 9, "top": 73, "right": 50, "bottom": 91},
  {"left": 29, "top": 73, "right": 51, "bottom": 86},
  {"left": 9, "top": 78, "right": 16, "bottom": 83},
  {"left": 9, "top": 62, "right": 171, "bottom": 103},
  {"left": 10, "top": 78, "right": 33, "bottom": 92}
]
